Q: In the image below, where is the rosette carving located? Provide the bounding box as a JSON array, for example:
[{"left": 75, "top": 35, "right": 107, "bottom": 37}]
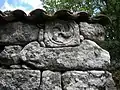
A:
[{"left": 44, "top": 20, "right": 80, "bottom": 47}]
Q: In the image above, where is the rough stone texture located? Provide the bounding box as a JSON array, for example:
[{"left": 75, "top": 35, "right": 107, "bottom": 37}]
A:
[
  {"left": 10, "top": 65, "right": 31, "bottom": 69},
  {"left": 38, "top": 29, "right": 46, "bottom": 47},
  {"left": 80, "top": 22, "right": 105, "bottom": 41},
  {"left": 0, "top": 22, "right": 39, "bottom": 45},
  {"left": 20, "top": 40, "right": 110, "bottom": 70},
  {"left": 44, "top": 20, "right": 80, "bottom": 47},
  {"left": 10, "top": 65, "right": 22, "bottom": 69},
  {"left": 0, "top": 45, "right": 22, "bottom": 65},
  {"left": 0, "top": 69, "right": 40, "bottom": 90},
  {"left": 0, "top": 18, "right": 117, "bottom": 90},
  {"left": 40, "top": 70, "right": 62, "bottom": 90},
  {"left": 21, "top": 65, "right": 32, "bottom": 69},
  {"left": 62, "top": 71, "right": 116, "bottom": 90}
]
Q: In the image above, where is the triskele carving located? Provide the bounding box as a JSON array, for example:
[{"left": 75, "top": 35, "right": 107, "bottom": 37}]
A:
[{"left": 44, "top": 20, "right": 80, "bottom": 47}]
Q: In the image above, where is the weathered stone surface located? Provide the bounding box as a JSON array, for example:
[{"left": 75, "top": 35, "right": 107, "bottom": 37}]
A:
[
  {"left": 38, "top": 29, "right": 46, "bottom": 47},
  {"left": 62, "top": 71, "right": 116, "bottom": 90},
  {"left": 0, "top": 69, "right": 40, "bottom": 90},
  {"left": 0, "top": 45, "right": 22, "bottom": 65},
  {"left": 40, "top": 70, "right": 62, "bottom": 90},
  {"left": 20, "top": 40, "right": 110, "bottom": 70},
  {"left": 10, "top": 65, "right": 32, "bottom": 69},
  {"left": 0, "top": 22, "right": 39, "bottom": 45},
  {"left": 10, "top": 65, "right": 21, "bottom": 69},
  {"left": 44, "top": 20, "right": 80, "bottom": 47},
  {"left": 21, "top": 65, "right": 32, "bottom": 69},
  {"left": 80, "top": 22, "right": 105, "bottom": 41}
]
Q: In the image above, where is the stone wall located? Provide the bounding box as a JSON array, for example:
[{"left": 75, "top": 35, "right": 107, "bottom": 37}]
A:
[{"left": 0, "top": 19, "right": 116, "bottom": 89}]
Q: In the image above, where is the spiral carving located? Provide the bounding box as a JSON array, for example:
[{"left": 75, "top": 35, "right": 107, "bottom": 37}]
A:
[{"left": 44, "top": 20, "right": 80, "bottom": 47}]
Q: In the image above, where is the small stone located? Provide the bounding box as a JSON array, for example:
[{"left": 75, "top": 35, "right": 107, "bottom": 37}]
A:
[
  {"left": 80, "top": 22, "right": 105, "bottom": 41},
  {"left": 40, "top": 41, "right": 46, "bottom": 47},
  {"left": 38, "top": 28, "right": 44, "bottom": 44},
  {"left": 21, "top": 65, "right": 31, "bottom": 69},
  {"left": 0, "top": 45, "right": 22, "bottom": 65},
  {"left": 10, "top": 65, "right": 21, "bottom": 69},
  {"left": 80, "top": 35, "right": 84, "bottom": 41},
  {"left": 40, "top": 70, "right": 62, "bottom": 90}
]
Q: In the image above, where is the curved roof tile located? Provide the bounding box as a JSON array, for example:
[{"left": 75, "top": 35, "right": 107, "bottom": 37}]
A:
[
  {"left": 0, "top": 9, "right": 110, "bottom": 25},
  {"left": 53, "top": 10, "right": 77, "bottom": 21}
]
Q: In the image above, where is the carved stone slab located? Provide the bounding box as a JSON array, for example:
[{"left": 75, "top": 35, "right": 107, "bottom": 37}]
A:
[{"left": 44, "top": 20, "right": 80, "bottom": 47}]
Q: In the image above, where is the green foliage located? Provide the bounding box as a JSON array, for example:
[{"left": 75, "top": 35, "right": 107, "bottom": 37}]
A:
[
  {"left": 103, "top": 0, "right": 120, "bottom": 40},
  {"left": 99, "top": 1, "right": 120, "bottom": 89},
  {"left": 43, "top": 0, "right": 105, "bottom": 15},
  {"left": 99, "top": 0, "right": 120, "bottom": 71},
  {"left": 112, "top": 70, "right": 120, "bottom": 89},
  {"left": 99, "top": 40, "right": 120, "bottom": 68}
]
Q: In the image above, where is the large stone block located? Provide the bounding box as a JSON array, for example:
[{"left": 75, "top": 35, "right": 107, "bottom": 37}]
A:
[
  {"left": 0, "top": 69, "right": 41, "bottom": 90},
  {"left": 80, "top": 22, "right": 105, "bottom": 41},
  {"left": 20, "top": 40, "right": 110, "bottom": 70},
  {"left": 62, "top": 71, "right": 116, "bottom": 90},
  {"left": 0, "top": 22, "right": 39, "bottom": 45},
  {"left": 44, "top": 20, "right": 80, "bottom": 47},
  {"left": 40, "top": 70, "right": 62, "bottom": 90}
]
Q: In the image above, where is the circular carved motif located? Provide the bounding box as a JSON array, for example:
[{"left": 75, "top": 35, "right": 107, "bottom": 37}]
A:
[
  {"left": 44, "top": 20, "right": 80, "bottom": 47},
  {"left": 48, "top": 22, "right": 74, "bottom": 45}
]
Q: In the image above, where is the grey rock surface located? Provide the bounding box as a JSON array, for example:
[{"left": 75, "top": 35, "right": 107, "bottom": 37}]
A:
[
  {"left": 0, "top": 45, "right": 22, "bottom": 65},
  {"left": 0, "top": 22, "right": 39, "bottom": 45},
  {"left": 10, "top": 65, "right": 32, "bottom": 69},
  {"left": 0, "top": 69, "right": 41, "bottom": 90},
  {"left": 21, "top": 65, "right": 32, "bottom": 69},
  {"left": 20, "top": 40, "right": 110, "bottom": 70},
  {"left": 10, "top": 65, "right": 22, "bottom": 69},
  {"left": 44, "top": 20, "right": 80, "bottom": 47},
  {"left": 62, "top": 71, "right": 116, "bottom": 90},
  {"left": 40, "top": 70, "right": 62, "bottom": 90},
  {"left": 80, "top": 22, "right": 105, "bottom": 41},
  {"left": 38, "top": 29, "right": 46, "bottom": 47}
]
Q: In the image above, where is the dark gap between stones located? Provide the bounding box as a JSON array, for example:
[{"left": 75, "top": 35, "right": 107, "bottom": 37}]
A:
[
  {"left": 60, "top": 72, "right": 64, "bottom": 90},
  {"left": 0, "top": 45, "right": 5, "bottom": 53}
]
